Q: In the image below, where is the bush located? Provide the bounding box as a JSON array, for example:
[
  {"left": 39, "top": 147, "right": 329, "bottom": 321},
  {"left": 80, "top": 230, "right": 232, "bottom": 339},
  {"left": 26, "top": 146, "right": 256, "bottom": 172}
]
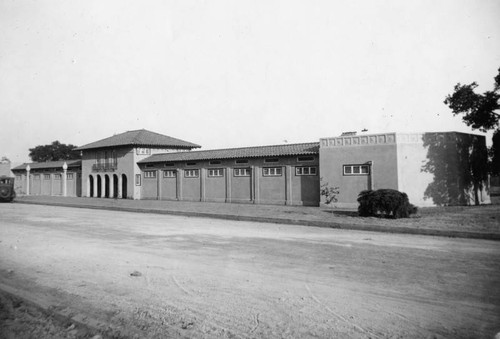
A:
[{"left": 357, "top": 189, "right": 418, "bottom": 218}]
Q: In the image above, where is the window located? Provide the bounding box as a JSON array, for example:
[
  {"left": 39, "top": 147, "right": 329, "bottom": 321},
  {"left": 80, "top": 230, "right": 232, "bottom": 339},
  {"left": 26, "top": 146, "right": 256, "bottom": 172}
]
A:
[
  {"left": 208, "top": 168, "right": 224, "bottom": 177},
  {"left": 264, "top": 158, "right": 279, "bottom": 163},
  {"left": 297, "top": 156, "right": 315, "bottom": 162},
  {"left": 295, "top": 166, "right": 317, "bottom": 176},
  {"left": 144, "top": 171, "right": 156, "bottom": 178},
  {"left": 209, "top": 160, "right": 221, "bottom": 165},
  {"left": 343, "top": 164, "right": 370, "bottom": 176},
  {"left": 185, "top": 169, "right": 199, "bottom": 178},
  {"left": 44, "top": 174, "right": 51, "bottom": 180},
  {"left": 163, "top": 170, "right": 176, "bottom": 178},
  {"left": 263, "top": 167, "right": 282, "bottom": 176},
  {"left": 136, "top": 148, "right": 151, "bottom": 155},
  {"left": 135, "top": 174, "right": 141, "bottom": 186},
  {"left": 234, "top": 168, "right": 251, "bottom": 177},
  {"left": 164, "top": 163, "right": 175, "bottom": 167},
  {"left": 33, "top": 174, "right": 40, "bottom": 180},
  {"left": 67, "top": 173, "right": 74, "bottom": 180},
  {"left": 186, "top": 162, "right": 197, "bottom": 166},
  {"left": 235, "top": 159, "right": 248, "bottom": 164},
  {"left": 16, "top": 175, "right": 22, "bottom": 181}
]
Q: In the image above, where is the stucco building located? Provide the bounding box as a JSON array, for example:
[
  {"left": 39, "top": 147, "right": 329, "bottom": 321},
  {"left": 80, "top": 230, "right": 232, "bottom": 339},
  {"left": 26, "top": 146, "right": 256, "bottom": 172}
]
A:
[{"left": 12, "top": 129, "right": 491, "bottom": 207}]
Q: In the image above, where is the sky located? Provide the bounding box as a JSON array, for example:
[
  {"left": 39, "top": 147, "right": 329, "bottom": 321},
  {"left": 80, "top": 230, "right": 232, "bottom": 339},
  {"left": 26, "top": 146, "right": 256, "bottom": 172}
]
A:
[{"left": 1, "top": 0, "right": 499, "bottom": 164}]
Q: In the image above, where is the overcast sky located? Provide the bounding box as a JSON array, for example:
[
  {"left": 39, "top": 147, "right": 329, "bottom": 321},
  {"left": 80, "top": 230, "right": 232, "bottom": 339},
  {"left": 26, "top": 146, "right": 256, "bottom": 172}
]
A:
[{"left": 1, "top": 0, "right": 499, "bottom": 163}]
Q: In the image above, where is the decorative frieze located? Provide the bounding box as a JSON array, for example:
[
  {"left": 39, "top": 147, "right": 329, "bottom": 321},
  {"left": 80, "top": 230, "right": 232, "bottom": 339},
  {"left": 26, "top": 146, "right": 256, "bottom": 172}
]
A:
[{"left": 320, "top": 133, "right": 397, "bottom": 148}]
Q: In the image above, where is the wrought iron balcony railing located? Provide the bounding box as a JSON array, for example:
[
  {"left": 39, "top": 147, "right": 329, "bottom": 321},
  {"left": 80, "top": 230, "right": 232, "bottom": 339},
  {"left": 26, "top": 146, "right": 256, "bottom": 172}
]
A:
[{"left": 92, "top": 163, "right": 117, "bottom": 172}]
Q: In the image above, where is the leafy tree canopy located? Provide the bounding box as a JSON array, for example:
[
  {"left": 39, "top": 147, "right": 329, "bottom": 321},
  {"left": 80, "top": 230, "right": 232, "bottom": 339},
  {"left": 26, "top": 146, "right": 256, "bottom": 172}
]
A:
[
  {"left": 29, "top": 141, "right": 81, "bottom": 162},
  {"left": 445, "top": 67, "right": 500, "bottom": 175}
]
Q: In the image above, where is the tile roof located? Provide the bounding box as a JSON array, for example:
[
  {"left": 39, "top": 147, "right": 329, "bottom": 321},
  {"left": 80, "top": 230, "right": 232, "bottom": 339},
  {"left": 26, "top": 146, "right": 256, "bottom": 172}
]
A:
[
  {"left": 12, "top": 160, "right": 82, "bottom": 171},
  {"left": 75, "top": 129, "right": 201, "bottom": 151},
  {"left": 139, "top": 142, "right": 319, "bottom": 163}
]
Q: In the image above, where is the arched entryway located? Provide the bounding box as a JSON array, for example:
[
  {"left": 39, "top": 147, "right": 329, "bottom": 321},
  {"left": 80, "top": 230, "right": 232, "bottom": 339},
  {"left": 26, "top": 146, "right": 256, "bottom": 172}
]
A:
[
  {"left": 88, "top": 175, "right": 94, "bottom": 197},
  {"left": 121, "top": 174, "right": 127, "bottom": 199},
  {"left": 113, "top": 174, "right": 119, "bottom": 198},
  {"left": 97, "top": 175, "right": 102, "bottom": 198},
  {"left": 104, "top": 174, "right": 110, "bottom": 198}
]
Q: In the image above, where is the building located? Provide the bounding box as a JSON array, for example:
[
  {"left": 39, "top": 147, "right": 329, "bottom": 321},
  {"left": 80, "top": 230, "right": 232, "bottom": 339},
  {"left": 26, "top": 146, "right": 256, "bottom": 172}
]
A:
[{"left": 12, "top": 129, "right": 491, "bottom": 207}]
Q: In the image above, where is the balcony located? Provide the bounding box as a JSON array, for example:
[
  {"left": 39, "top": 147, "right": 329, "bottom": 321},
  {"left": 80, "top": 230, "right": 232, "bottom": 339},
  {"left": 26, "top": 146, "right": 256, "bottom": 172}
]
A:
[{"left": 92, "top": 163, "right": 117, "bottom": 172}]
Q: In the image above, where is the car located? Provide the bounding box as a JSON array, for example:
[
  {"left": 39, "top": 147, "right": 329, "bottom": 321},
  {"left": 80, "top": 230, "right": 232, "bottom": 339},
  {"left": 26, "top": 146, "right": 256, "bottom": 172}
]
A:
[{"left": 0, "top": 175, "right": 16, "bottom": 202}]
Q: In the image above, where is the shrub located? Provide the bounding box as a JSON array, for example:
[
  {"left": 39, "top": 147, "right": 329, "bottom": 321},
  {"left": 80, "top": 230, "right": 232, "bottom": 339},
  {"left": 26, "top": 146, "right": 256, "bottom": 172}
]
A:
[{"left": 357, "top": 189, "right": 418, "bottom": 218}]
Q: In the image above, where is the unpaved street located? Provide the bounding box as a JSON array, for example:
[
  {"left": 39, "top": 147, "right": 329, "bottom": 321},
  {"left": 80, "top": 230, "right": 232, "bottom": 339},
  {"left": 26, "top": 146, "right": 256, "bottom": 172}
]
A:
[{"left": 0, "top": 203, "right": 499, "bottom": 338}]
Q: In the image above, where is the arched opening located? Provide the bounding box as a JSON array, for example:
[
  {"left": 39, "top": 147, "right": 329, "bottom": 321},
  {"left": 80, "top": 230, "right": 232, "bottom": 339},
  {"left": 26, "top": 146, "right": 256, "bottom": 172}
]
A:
[
  {"left": 97, "top": 175, "right": 102, "bottom": 198},
  {"left": 104, "top": 174, "right": 110, "bottom": 198},
  {"left": 121, "top": 174, "right": 127, "bottom": 199},
  {"left": 113, "top": 174, "right": 119, "bottom": 198},
  {"left": 88, "top": 175, "right": 94, "bottom": 197}
]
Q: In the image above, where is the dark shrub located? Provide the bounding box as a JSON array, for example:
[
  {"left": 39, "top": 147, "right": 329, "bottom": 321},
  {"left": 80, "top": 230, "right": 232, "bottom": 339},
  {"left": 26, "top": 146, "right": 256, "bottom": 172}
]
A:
[{"left": 357, "top": 189, "right": 418, "bottom": 218}]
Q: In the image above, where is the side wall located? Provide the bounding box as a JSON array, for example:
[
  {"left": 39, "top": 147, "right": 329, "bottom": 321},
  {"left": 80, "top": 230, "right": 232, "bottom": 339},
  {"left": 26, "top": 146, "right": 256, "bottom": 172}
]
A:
[
  {"left": 139, "top": 155, "right": 320, "bottom": 206},
  {"left": 319, "top": 134, "right": 399, "bottom": 208}
]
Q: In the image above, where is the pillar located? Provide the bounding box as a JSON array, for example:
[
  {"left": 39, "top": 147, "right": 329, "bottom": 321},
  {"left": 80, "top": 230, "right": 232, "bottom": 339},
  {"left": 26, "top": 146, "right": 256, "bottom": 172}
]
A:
[
  {"left": 62, "top": 162, "right": 68, "bottom": 197},
  {"left": 26, "top": 165, "right": 30, "bottom": 195},
  {"left": 225, "top": 167, "right": 231, "bottom": 203},
  {"left": 285, "top": 165, "right": 292, "bottom": 205}
]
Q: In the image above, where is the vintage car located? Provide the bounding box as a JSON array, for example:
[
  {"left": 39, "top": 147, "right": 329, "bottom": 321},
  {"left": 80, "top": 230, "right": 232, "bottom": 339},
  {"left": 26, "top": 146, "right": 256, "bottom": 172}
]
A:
[{"left": 0, "top": 175, "right": 16, "bottom": 202}]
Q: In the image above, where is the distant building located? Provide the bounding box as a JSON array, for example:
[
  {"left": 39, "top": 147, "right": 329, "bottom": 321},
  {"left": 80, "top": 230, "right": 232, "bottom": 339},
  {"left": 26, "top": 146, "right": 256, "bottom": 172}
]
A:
[{"left": 11, "top": 129, "right": 491, "bottom": 207}]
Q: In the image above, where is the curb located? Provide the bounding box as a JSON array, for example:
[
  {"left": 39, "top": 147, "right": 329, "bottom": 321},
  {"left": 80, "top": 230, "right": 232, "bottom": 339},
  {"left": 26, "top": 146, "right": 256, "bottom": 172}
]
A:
[{"left": 14, "top": 200, "right": 500, "bottom": 241}]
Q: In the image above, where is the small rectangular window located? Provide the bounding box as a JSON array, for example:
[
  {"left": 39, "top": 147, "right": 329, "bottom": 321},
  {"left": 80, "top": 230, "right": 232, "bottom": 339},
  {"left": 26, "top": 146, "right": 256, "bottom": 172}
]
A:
[
  {"left": 208, "top": 168, "right": 224, "bottom": 177},
  {"left": 135, "top": 174, "right": 141, "bottom": 185},
  {"left": 263, "top": 167, "right": 282, "bottom": 176},
  {"left": 234, "top": 168, "right": 251, "bottom": 177},
  {"left": 33, "top": 174, "right": 40, "bottom": 180},
  {"left": 136, "top": 148, "right": 151, "bottom": 155},
  {"left": 164, "top": 163, "right": 175, "bottom": 167},
  {"left": 297, "top": 156, "right": 315, "bottom": 162},
  {"left": 235, "top": 159, "right": 248, "bottom": 164},
  {"left": 295, "top": 166, "right": 317, "bottom": 176},
  {"left": 163, "top": 170, "right": 176, "bottom": 178},
  {"left": 185, "top": 169, "right": 199, "bottom": 178},
  {"left": 264, "top": 158, "right": 279, "bottom": 163},
  {"left": 67, "top": 173, "right": 74, "bottom": 180},
  {"left": 209, "top": 160, "right": 221, "bottom": 165},
  {"left": 44, "top": 174, "right": 51, "bottom": 180},
  {"left": 145, "top": 164, "right": 155, "bottom": 168},
  {"left": 343, "top": 164, "right": 370, "bottom": 176},
  {"left": 17, "top": 175, "right": 23, "bottom": 181},
  {"left": 186, "top": 162, "right": 197, "bottom": 166},
  {"left": 144, "top": 171, "right": 156, "bottom": 178}
]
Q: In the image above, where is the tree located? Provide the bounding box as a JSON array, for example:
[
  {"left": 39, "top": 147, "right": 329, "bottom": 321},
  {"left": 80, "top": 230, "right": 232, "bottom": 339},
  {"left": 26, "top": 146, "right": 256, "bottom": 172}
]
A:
[
  {"left": 444, "top": 67, "right": 500, "bottom": 175},
  {"left": 29, "top": 141, "right": 81, "bottom": 162}
]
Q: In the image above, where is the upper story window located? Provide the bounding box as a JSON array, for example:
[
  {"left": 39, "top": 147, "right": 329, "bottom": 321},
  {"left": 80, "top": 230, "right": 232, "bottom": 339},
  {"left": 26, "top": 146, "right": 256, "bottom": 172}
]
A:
[
  {"left": 163, "top": 170, "right": 176, "bottom": 178},
  {"left": 136, "top": 148, "right": 151, "bottom": 155},
  {"left": 297, "top": 156, "right": 315, "bottom": 162},
  {"left": 144, "top": 170, "right": 156, "bottom": 178},
  {"left": 164, "top": 163, "right": 175, "bottom": 167},
  {"left": 208, "top": 168, "right": 224, "bottom": 177},
  {"left": 234, "top": 168, "right": 251, "bottom": 177},
  {"left": 67, "top": 173, "right": 74, "bottom": 180},
  {"left": 44, "top": 174, "right": 51, "bottom": 180},
  {"left": 295, "top": 166, "right": 317, "bottom": 176},
  {"left": 264, "top": 158, "right": 279, "bottom": 163},
  {"left": 185, "top": 169, "right": 199, "bottom": 178},
  {"left": 209, "top": 160, "right": 221, "bottom": 165},
  {"left": 263, "top": 167, "right": 282, "bottom": 176},
  {"left": 186, "top": 162, "right": 197, "bottom": 166},
  {"left": 343, "top": 164, "right": 370, "bottom": 176},
  {"left": 235, "top": 159, "right": 248, "bottom": 164}
]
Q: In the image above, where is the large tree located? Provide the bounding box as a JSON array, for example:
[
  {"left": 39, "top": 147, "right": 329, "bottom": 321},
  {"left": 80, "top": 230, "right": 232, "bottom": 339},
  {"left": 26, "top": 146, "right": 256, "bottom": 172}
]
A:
[
  {"left": 29, "top": 141, "right": 81, "bottom": 162},
  {"left": 444, "top": 67, "right": 500, "bottom": 175}
]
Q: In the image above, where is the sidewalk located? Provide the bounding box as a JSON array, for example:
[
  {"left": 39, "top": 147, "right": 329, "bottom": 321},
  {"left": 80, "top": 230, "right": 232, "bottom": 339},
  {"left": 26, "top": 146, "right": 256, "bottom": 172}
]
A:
[{"left": 13, "top": 195, "right": 500, "bottom": 240}]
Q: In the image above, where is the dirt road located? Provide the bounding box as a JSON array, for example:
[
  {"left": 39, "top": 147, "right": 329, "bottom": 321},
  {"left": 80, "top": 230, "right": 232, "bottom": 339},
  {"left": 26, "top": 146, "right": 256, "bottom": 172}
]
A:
[{"left": 1, "top": 204, "right": 499, "bottom": 338}]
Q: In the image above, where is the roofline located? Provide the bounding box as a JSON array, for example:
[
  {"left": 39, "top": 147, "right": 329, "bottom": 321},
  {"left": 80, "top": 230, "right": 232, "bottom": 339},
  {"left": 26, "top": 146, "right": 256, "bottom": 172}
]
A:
[
  {"left": 75, "top": 143, "right": 201, "bottom": 151},
  {"left": 138, "top": 142, "right": 320, "bottom": 164}
]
